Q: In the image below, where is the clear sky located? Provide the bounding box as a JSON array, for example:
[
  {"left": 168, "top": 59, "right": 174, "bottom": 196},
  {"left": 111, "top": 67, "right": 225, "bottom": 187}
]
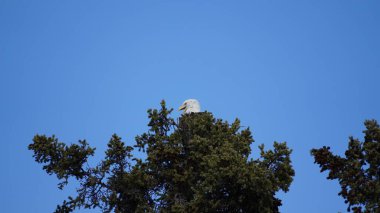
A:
[{"left": 1, "top": 1, "right": 379, "bottom": 212}]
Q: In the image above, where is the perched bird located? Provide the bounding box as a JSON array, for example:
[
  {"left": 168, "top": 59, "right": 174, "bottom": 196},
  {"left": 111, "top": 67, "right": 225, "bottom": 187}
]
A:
[{"left": 178, "top": 99, "right": 201, "bottom": 114}]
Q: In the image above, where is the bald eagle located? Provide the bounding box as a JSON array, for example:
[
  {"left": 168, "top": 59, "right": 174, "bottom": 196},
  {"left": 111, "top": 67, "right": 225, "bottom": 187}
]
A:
[{"left": 178, "top": 99, "right": 201, "bottom": 114}]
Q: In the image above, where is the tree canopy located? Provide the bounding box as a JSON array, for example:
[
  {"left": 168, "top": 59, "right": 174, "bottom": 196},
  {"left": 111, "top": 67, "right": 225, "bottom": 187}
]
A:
[
  {"left": 311, "top": 120, "right": 380, "bottom": 213},
  {"left": 29, "top": 101, "right": 295, "bottom": 213}
]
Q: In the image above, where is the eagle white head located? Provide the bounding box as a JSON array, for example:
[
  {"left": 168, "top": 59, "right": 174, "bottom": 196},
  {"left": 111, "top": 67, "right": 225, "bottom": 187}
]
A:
[{"left": 178, "top": 99, "right": 201, "bottom": 114}]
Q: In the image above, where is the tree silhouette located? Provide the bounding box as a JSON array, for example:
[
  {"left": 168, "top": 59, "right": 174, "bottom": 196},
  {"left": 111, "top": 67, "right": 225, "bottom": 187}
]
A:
[
  {"left": 29, "top": 101, "right": 295, "bottom": 213},
  {"left": 311, "top": 120, "right": 380, "bottom": 213}
]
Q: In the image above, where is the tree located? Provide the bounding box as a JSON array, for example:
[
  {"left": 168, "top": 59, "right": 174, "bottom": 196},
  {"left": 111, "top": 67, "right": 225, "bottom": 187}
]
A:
[
  {"left": 311, "top": 120, "right": 380, "bottom": 213},
  {"left": 29, "top": 100, "right": 295, "bottom": 213}
]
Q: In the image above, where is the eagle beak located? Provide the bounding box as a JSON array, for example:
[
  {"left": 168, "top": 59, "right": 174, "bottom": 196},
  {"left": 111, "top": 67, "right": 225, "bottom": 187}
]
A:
[{"left": 178, "top": 104, "right": 186, "bottom": 111}]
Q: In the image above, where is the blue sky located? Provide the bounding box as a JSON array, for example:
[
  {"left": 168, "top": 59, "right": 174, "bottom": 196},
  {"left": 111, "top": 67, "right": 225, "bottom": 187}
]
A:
[{"left": 1, "top": 1, "right": 379, "bottom": 212}]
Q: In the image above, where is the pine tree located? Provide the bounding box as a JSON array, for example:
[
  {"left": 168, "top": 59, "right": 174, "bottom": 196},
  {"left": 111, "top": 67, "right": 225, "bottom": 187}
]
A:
[
  {"left": 29, "top": 100, "right": 295, "bottom": 213},
  {"left": 311, "top": 120, "right": 380, "bottom": 213}
]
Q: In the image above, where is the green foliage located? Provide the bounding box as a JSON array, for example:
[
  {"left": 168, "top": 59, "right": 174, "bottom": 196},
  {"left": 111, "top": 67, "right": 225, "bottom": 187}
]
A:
[
  {"left": 29, "top": 100, "right": 294, "bottom": 212},
  {"left": 29, "top": 135, "right": 95, "bottom": 189},
  {"left": 311, "top": 120, "right": 380, "bottom": 213}
]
